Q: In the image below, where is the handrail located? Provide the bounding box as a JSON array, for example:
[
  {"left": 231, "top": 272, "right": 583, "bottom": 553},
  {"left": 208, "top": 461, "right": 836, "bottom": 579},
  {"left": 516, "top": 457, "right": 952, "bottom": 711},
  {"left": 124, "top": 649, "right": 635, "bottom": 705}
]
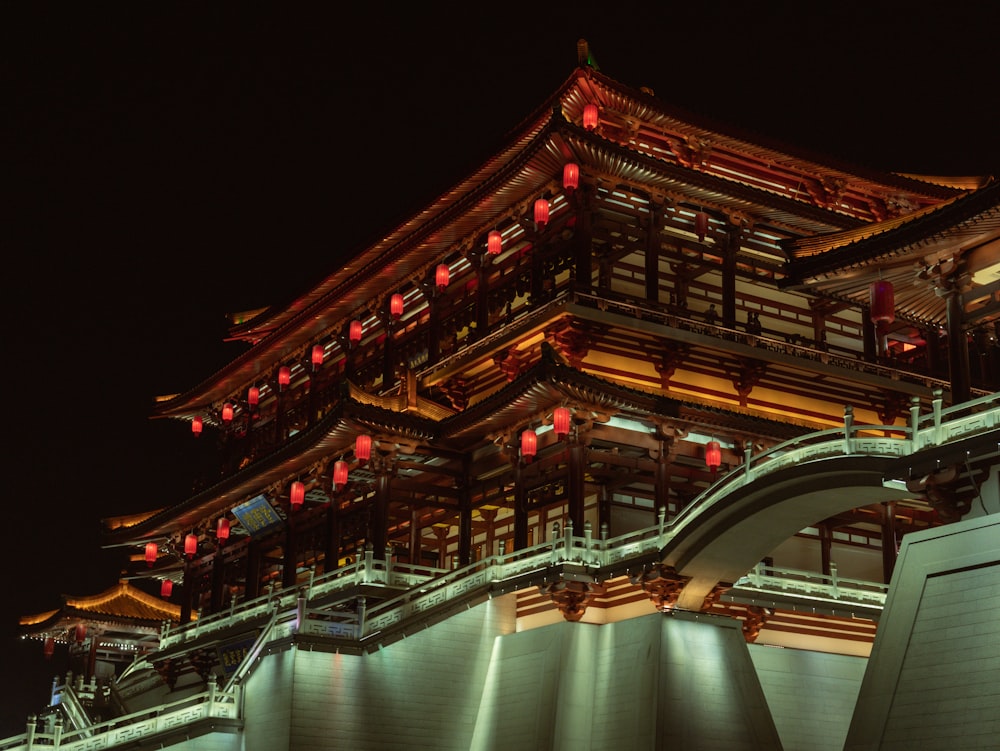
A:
[
  {"left": 667, "top": 395, "right": 1000, "bottom": 541},
  {"left": 2, "top": 684, "right": 238, "bottom": 751}
]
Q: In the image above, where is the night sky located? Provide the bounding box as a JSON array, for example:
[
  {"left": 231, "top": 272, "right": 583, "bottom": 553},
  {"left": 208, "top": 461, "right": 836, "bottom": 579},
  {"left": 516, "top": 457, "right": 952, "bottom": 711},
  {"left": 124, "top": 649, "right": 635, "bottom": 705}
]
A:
[{"left": 4, "top": 4, "right": 999, "bottom": 735}]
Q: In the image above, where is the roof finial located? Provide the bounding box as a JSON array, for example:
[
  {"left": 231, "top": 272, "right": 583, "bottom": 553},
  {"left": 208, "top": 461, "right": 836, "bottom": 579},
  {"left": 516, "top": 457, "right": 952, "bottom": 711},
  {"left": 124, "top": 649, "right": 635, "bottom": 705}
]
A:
[{"left": 577, "top": 39, "right": 599, "bottom": 70}]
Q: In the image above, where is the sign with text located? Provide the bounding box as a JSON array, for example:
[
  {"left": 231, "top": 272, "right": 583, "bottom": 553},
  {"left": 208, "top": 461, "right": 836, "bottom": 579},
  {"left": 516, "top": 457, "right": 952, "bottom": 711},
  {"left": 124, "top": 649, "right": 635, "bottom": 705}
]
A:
[
  {"left": 217, "top": 632, "right": 258, "bottom": 676},
  {"left": 231, "top": 494, "right": 283, "bottom": 537}
]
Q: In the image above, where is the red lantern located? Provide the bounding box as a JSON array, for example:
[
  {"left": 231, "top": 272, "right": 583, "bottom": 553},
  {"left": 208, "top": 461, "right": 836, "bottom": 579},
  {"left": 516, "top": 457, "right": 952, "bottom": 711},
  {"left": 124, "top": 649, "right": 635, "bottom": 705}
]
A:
[
  {"left": 534, "top": 198, "right": 550, "bottom": 227},
  {"left": 553, "top": 407, "right": 571, "bottom": 439},
  {"left": 191, "top": 416, "right": 203, "bottom": 437},
  {"left": 705, "top": 440, "right": 722, "bottom": 471},
  {"left": 869, "top": 280, "right": 895, "bottom": 325},
  {"left": 221, "top": 403, "right": 234, "bottom": 422},
  {"left": 521, "top": 429, "right": 537, "bottom": 461},
  {"left": 583, "top": 103, "right": 599, "bottom": 130},
  {"left": 311, "top": 344, "right": 325, "bottom": 368},
  {"left": 436, "top": 264, "right": 450, "bottom": 292},
  {"left": 160, "top": 580, "right": 173, "bottom": 599},
  {"left": 74, "top": 624, "right": 86, "bottom": 643},
  {"left": 333, "top": 459, "right": 349, "bottom": 487},
  {"left": 217, "top": 517, "right": 230, "bottom": 541},
  {"left": 248, "top": 386, "right": 260, "bottom": 407},
  {"left": 278, "top": 366, "right": 291, "bottom": 390},
  {"left": 390, "top": 293, "right": 404, "bottom": 319},
  {"left": 355, "top": 434, "right": 372, "bottom": 462},
  {"left": 43, "top": 637, "right": 55, "bottom": 659},
  {"left": 145, "top": 542, "right": 157, "bottom": 567},
  {"left": 184, "top": 533, "right": 198, "bottom": 558},
  {"left": 562, "top": 162, "right": 579, "bottom": 191},
  {"left": 695, "top": 211, "right": 709, "bottom": 242},
  {"left": 290, "top": 481, "right": 305, "bottom": 510},
  {"left": 349, "top": 319, "right": 363, "bottom": 343},
  {"left": 487, "top": 230, "right": 503, "bottom": 256}
]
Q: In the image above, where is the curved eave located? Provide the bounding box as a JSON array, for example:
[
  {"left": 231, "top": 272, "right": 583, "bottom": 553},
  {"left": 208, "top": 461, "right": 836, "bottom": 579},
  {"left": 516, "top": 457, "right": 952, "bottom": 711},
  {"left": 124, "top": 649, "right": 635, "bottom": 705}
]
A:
[
  {"left": 108, "top": 399, "right": 440, "bottom": 544},
  {"left": 581, "top": 67, "right": 966, "bottom": 202},
  {"left": 782, "top": 180, "right": 1000, "bottom": 280},
  {"left": 778, "top": 180, "right": 1000, "bottom": 326},
  {"left": 126, "top": 358, "right": 816, "bottom": 546}
]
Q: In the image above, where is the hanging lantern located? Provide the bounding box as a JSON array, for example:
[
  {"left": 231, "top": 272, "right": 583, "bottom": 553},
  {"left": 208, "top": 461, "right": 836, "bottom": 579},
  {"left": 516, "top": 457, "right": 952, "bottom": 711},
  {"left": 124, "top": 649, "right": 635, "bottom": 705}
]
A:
[
  {"left": 487, "top": 230, "right": 503, "bottom": 256},
  {"left": 248, "top": 386, "right": 260, "bottom": 407},
  {"left": 160, "top": 580, "right": 173, "bottom": 599},
  {"left": 290, "top": 481, "right": 305, "bottom": 510},
  {"left": 355, "top": 434, "right": 372, "bottom": 462},
  {"left": 43, "top": 637, "right": 55, "bottom": 659},
  {"left": 553, "top": 407, "right": 571, "bottom": 439},
  {"left": 705, "top": 440, "right": 722, "bottom": 471},
  {"left": 311, "top": 344, "right": 325, "bottom": 369},
  {"left": 216, "top": 517, "right": 230, "bottom": 542},
  {"left": 562, "top": 162, "right": 580, "bottom": 192},
  {"left": 694, "top": 211, "right": 709, "bottom": 242},
  {"left": 221, "top": 403, "right": 234, "bottom": 422},
  {"left": 583, "top": 103, "right": 599, "bottom": 130},
  {"left": 349, "top": 319, "right": 363, "bottom": 343},
  {"left": 184, "top": 533, "right": 198, "bottom": 558},
  {"left": 278, "top": 366, "right": 291, "bottom": 390},
  {"left": 869, "top": 280, "right": 895, "bottom": 325},
  {"left": 390, "top": 293, "right": 404, "bottom": 319},
  {"left": 333, "top": 459, "right": 349, "bottom": 487},
  {"left": 534, "top": 198, "right": 550, "bottom": 227},
  {"left": 74, "top": 624, "right": 86, "bottom": 643},
  {"left": 436, "top": 264, "right": 450, "bottom": 292},
  {"left": 191, "top": 416, "right": 203, "bottom": 437},
  {"left": 521, "top": 429, "right": 537, "bottom": 461},
  {"left": 144, "top": 541, "right": 157, "bottom": 567}
]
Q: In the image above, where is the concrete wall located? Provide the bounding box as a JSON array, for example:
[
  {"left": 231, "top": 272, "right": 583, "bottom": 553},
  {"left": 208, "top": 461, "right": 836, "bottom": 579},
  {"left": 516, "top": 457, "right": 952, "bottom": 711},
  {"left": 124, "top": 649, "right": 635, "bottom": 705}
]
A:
[
  {"left": 242, "top": 596, "right": 516, "bottom": 750},
  {"left": 750, "top": 644, "right": 866, "bottom": 751},
  {"left": 844, "top": 513, "right": 1000, "bottom": 750},
  {"left": 471, "top": 612, "right": 781, "bottom": 750}
]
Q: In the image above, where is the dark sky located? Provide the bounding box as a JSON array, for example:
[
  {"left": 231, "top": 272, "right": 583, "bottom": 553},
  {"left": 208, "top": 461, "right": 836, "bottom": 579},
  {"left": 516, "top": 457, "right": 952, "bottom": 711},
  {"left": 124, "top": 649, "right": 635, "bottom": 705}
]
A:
[{"left": 3, "top": 3, "right": 998, "bottom": 735}]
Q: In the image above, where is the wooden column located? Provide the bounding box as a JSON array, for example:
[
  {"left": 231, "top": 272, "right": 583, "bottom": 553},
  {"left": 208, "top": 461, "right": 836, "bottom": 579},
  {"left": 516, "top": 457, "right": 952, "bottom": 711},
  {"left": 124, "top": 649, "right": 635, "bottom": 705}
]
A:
[
  {"left": 645, "top": 201, "right": 662, "bottom": 303},
  {"left": 180, "top": 560, "right": 194, "bottom": 625},
  {"left": 244, "top": 539, "right": 261, "bottom": 601},
  {"left": 325, "top": 498, "right": 341, "bottom": 574},
  {"left": 408, "top": 507, "right": 422, "bottom": 565},
  {"left": 458, "top": 459, "right": 472, "bottom": 566},
  {"left": 598, "top": 483, "right": 611, "bottom": 538},
  {"left": 371, "top": 470, "right": 390, "bottom": 558},
  {"left": 862, "top": 305, "right": 877, "bottom": 361},
  {"left": 572, "top": 188, "right": 594, "bottom": 291},
  {"left": 818, "top": 522, "right": 833, "bottom": 576},
  {"left": 566, "top": 442, "right": 586, "bottom": 533},
  {"left": 721, "top": 227, "right": 739, "bottom": 329},
  {"left": 513, "top": 463, "right": 528, "bottom": 550},
  {"left": 282, "top": 516, "right": 298, "bottom": 589},
  {"left": 945, "top": 287, "right": 971, "bottom": 403},
  {"left": 881, "top": 501, "right": 897, "bottom": 583},
  {"left": 210, "top": 550, "right": 226, "bottom": 612}
]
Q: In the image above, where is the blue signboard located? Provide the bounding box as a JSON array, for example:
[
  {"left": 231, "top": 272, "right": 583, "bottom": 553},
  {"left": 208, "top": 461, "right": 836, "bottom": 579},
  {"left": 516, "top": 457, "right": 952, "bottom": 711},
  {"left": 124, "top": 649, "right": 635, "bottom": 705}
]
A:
[
  {"left": 217, "top": 632, "right": 258, "bottom": 675},
  {"left": 231, "top": 494, "right": 283, "bottom": 537}
]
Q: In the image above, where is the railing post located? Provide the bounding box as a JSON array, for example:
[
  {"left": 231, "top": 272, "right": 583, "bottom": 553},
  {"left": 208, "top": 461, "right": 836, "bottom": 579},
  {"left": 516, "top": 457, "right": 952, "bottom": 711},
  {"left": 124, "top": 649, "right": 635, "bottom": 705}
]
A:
[
  {"left": 52, "top": 717, "right": 62, "bottom": 748},
  {"left": 932, "top": 387, "right": 943, "bottom": 445},
  {"left": 296, "top": 594, "right": 306, "bottom": 634},
  {"left": 657, "top": 506, "right": 666, "bottom": 536},
  {"left": 208, "top": 676, "right": 217, "bottom": 710},
  {"left": 385, "top": 545, "right": 394, "bottom": 584},
  {"left": 830, "top": 562, "right": 839, "bottom": 599},
  {"left": 551, "top": 522, "right": 561, "bottom": 564},
  {"left": 584, "top": 521, "right": 593, "bottom": 564},
  {"left": 565, "top": 519, "right": 574, "bottom": 560},
  {"left": 357, "top": 596, "right": 367, "bottom": 638},
  {"left": 744, "top": 439, "right": 753, "bottom": 477},
  {"left": 25, "top": 714, "right": 36, "bottom": 749},
  {"left": 909, "top": 395, "right": 921, "bottom": 451},
  {"left": 364, "top": 542, "right": 374, "bottom": 583},
  {"left": 750, "top": 561, "right": 762, "bottom": 587},
  {"left": 843, "top": 405, "right": 854, "bottom": 454}
]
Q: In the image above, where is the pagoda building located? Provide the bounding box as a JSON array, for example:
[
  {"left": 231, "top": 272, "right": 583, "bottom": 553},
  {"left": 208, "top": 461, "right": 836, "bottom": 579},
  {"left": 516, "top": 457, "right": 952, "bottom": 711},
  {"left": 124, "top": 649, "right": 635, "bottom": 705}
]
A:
[{"left": 12, "top": 41, "right": 1000, "bottom": 751}]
